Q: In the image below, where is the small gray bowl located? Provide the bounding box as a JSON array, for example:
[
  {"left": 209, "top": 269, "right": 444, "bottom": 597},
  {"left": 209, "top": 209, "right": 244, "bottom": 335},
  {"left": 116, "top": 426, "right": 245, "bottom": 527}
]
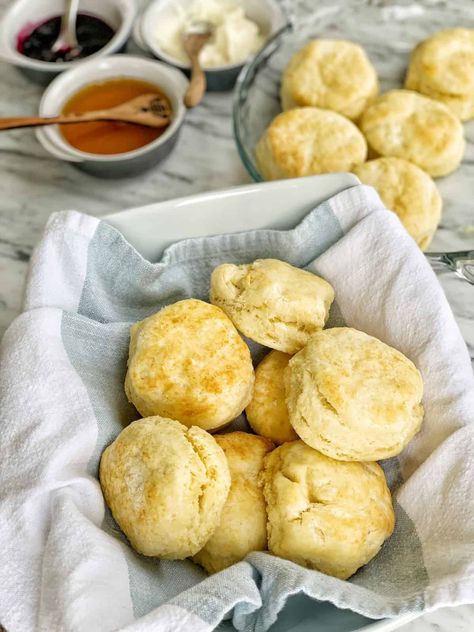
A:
[
  {"left": 134, "top": 0, "right": 287, "bottom": 92},
  {"left": 36, "top": 55, "right": 188, "bottom": 178},
  {"left": 0, "top": 0, "right": 135, "bottom": 85}
]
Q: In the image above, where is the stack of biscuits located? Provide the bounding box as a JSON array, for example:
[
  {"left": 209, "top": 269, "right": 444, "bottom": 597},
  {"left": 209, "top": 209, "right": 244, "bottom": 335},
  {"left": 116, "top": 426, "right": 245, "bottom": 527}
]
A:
[
  {"left": 255, "top": 28, "right": 474, "bottom": 251},
  {"left": 100, "top": 259, "right": 424, "bottom": 580}
]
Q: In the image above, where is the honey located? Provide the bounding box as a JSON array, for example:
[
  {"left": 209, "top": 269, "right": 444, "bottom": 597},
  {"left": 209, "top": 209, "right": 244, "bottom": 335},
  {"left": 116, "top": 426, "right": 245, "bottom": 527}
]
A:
[{"left": 60, "top": 78, "right": 171, "bottom": 155}]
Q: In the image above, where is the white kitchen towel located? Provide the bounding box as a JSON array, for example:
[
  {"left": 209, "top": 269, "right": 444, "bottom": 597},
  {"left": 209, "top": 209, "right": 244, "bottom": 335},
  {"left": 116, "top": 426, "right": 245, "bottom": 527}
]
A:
[{"left": 1, "top": 184, "right": 473, "bottom": 632}]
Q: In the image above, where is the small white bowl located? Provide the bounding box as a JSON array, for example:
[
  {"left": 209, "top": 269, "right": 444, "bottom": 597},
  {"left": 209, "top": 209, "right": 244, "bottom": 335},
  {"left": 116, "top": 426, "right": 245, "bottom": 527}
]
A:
[
  {"left": 36, "top": 55, "right": 188, "bottom": 178},
  {"left": 134, "top": 0, "right": 288, "bottom": 91},
  {"left": 0, "top": 0, "right": 135, "bottom": 84}
]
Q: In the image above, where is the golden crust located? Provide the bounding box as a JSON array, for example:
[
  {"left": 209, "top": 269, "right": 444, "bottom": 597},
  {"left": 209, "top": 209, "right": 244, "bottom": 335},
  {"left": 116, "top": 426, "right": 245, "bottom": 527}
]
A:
[
  {"left": 210, "top": 259, "right": 335, "bottom": 354},
  {"left": 246, "top": 351, "right": 298, "bottom": 445},
  {"left": 262, "top": 441, "right": 395, "bottom": 579},
  {"left": 359, "top": 89, "right": 465, "bottom": 177},
  {"left": 99, "top": 416, "right": 230, "bottom": 558},
  {"left": 281, "top": 39, "right": 379, "bottom": 120},
  {"left": 405, "top": 28, "right": 474, "bottom": 121},
  {"left": 285, "top": 327, "right": 424, "bottom": 461},
  {"left": 125, "top": 299, "right": 255, "bottom": 431},
  {"left": 353, "top": 157, "right": 442, "bottom": 250},
  {"left": 193, "top": 432, "right": 274, "bottom": 573},
  {"left": 255, "top": 107, "right": 367, "bottom": 181}
]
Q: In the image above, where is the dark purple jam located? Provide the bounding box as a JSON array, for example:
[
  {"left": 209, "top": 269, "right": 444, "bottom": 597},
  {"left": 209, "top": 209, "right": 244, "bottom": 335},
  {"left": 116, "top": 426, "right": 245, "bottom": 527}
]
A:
[{"left": 17, "top": 13, "right": 115, "bottom": 63}]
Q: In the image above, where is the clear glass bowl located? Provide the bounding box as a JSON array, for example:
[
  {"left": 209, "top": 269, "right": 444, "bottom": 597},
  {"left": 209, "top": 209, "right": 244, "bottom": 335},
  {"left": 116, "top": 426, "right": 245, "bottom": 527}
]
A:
[{"left": 233, "top": 0, "right": 474, "bottom": 182}]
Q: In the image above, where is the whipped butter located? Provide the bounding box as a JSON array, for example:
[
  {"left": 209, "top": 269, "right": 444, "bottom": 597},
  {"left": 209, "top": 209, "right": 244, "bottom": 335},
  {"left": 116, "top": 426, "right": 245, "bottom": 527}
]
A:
[{"left": 153, "top": 0, "right": 264, "bottom": 68}]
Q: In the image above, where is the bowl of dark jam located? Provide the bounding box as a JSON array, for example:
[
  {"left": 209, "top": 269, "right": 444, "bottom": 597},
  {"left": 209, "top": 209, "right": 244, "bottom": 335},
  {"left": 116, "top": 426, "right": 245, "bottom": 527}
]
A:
[
  {"left": 0, "top": 0, "right": 135, "bottom": 84},
  {"left": 18, "top": 13, "right": 115, "bottom": 63}
]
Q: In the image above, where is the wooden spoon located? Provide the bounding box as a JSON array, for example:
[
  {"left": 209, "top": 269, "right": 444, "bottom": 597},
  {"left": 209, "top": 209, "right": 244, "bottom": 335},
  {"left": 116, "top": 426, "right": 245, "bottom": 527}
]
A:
[
  {"left": 183, "top": 20, "right": 213, "bottom": 108},
  {"left": 0, "top": 94, "right": 172, "bottom": 131}
]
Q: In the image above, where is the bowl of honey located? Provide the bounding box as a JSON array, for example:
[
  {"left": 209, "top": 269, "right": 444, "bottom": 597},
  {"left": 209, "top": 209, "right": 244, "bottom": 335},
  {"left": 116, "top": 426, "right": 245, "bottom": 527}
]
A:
[
  {"left": 0, "top": 0, "right": 135, "bottom": 84},
  {"left": 36, "top": 55, "right": 188, "bottom": 178}
]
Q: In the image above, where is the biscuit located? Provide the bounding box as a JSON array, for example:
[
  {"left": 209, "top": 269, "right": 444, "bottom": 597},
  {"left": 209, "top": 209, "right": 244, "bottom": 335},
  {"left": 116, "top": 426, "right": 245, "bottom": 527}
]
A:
[
  {"left": 125, "top": 299, "right": 254, "bottom": 431},
  {"left": 193, "top": 432, "right": 274, "bottom": 573},
  {"left": 405, "top": 28, "right": 474, "bottom": 121},
  {"left": 262, "top": 441, "right": 395, "bottom": 579},
  {"left": 99, "top": 416, "right": 231, "bottom": 558},
  {"left": 210, "top": 259, "right": 335, "bottom": 354},
  {"left": 255, "top": 107, "right": 367, "bottom": 181},
  {"left": 285, "top": 328, "right": 424, "bottom": 461},
  {"left": 353, "top": 157, "right": 442, "bottom": 250},
  {"left": 359, "top": 89, "right": 464, "bottom": 177},
  {"left": 246, "top": 351, "right": 298, "bottom": 444},
  {"left": 281, "top": 39, "right": 379, "bottom": 120}
]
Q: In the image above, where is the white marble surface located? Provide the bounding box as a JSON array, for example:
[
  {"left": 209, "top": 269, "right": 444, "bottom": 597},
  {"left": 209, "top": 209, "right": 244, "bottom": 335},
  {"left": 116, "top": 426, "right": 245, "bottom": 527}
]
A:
[{"left": 0, "top": 1, "right": 473, "bottom": 631}]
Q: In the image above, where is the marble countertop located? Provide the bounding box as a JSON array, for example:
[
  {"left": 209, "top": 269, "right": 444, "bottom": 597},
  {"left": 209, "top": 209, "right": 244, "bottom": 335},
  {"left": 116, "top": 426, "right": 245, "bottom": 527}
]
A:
[{"left": 0, "top": 1, "right": 473, "bottom": 631}]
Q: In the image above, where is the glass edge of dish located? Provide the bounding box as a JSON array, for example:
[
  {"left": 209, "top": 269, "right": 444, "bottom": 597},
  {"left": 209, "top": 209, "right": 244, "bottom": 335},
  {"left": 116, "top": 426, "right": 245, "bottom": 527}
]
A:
[
  {"left": 232, "top": 22, "right": 293, "bottom": 183},
  {"left": 232, "top": 0, "right": 474, "bottom": 184}
]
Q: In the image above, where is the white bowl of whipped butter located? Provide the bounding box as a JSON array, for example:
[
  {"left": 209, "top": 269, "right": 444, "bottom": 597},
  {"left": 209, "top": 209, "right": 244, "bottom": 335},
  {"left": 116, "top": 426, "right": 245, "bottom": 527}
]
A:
[{"left": 134, "top": 0, "right": 287, "bottom": 91}]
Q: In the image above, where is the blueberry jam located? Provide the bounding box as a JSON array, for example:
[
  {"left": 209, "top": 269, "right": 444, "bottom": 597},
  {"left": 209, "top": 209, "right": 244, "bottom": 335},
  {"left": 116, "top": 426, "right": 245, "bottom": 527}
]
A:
[{"left": 17, "top": 14, "right": 115, "bottom": 63}]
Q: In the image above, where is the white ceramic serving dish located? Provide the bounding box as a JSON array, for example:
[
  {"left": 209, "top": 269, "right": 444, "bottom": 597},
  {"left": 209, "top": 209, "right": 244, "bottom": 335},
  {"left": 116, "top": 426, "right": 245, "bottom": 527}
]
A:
[
  {"left": 107, "top": 173, "right": 358, "bottom": 259},
  {"left": 0, "top": 0, "right": 135, "bottom": 84},
  {"left": 106, "top": 173, "right": 422, "bottom": 631},
  {"left": 36, "top": 55, "right": 188, "bottom": 178},
  {"left": 133, "top": 0, "right": 287, "bottom": 91}
]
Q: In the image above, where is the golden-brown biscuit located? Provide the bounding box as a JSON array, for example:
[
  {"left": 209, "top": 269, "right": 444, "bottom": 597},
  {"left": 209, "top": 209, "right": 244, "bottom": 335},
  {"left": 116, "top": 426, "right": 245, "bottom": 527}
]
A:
[
  {"left": 262, "top": 441, "right": 395, "bottom": 579},
  {"left": 359, "top": 89, "right": 465, "bottom": 177},
  {"left": 246, "top": 351, "right": 298, "bottom": 445},
  {"left": 99, "top": 416, "right": 230, "bottom": 558},
  {"left": 285, "top": 328, "right": 424, "bottom": 461},
  {"left": 125, "top": 299, "right": 254, "bottom": 431},
  {"left": 281, "top": 39, "right": 379, "bottom": 120},
  {"left": 193, "top": 432, "right": 274, "bottom": 573},
  {"left": 353, "top": 157, "right": 442, "bottom": 250},
  {"left": 255, "top": 107, "right": 367, "bottom": 181},
  {"left": 210, "top": 259, "right": 335, "bottom": 354},
  {"left": 405, "top": 28, "right": 474, "bottom": 121}
]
